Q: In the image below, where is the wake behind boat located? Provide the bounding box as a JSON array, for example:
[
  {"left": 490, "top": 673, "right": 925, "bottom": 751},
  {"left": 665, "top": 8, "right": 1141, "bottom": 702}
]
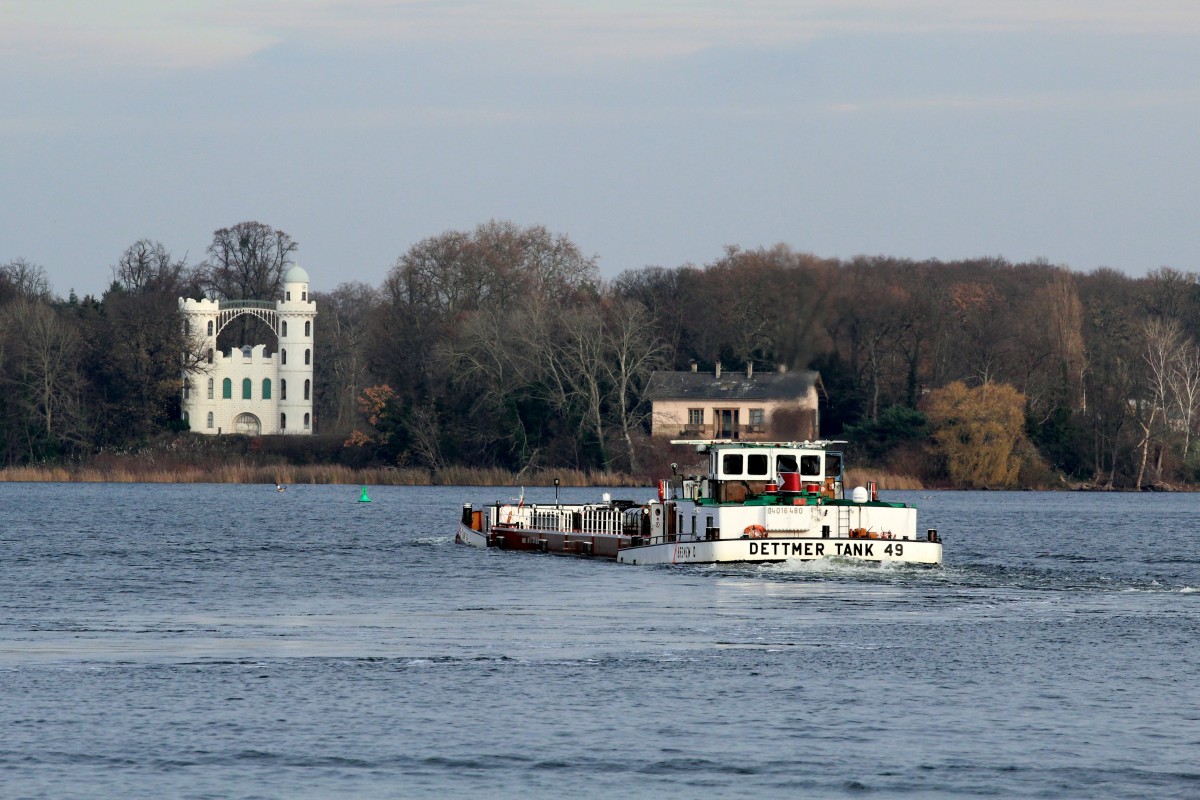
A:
[{"left": 455, "top": 440, "right": 942, "bottom": 566}]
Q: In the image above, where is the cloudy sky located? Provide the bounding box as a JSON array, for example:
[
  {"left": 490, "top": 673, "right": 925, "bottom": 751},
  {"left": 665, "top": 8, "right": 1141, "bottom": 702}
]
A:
[{"left": 2, "top": 1, "right": 1198, "bottom": 297}]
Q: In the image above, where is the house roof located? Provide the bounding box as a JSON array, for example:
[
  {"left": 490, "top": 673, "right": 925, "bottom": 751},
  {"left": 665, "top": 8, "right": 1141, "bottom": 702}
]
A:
[{"left": 645, "top": 368, "right": 820, "bottom": 402}]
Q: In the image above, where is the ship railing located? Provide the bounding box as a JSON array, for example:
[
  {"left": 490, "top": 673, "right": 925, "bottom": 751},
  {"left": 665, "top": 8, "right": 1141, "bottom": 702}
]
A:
[{"left": 580, "top": 508, "right": 623, "bottom": 536}]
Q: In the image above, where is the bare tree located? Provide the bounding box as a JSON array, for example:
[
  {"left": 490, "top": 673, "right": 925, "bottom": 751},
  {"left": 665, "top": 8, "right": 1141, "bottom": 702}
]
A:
[
  {"left": 112, "top": 239, "right": 193, "bottom": 296},
  {"left": 203, "top": 221, "right": 297, "bottom": 302},
  {"left": 0, "top": 258, "right": 52, "bottom": 303}
]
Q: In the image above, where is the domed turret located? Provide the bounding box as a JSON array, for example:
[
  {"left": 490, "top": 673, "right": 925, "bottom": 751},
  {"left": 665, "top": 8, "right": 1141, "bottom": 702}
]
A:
[{"left": 284, "top": 264, "right": 310, "bottom": 284}]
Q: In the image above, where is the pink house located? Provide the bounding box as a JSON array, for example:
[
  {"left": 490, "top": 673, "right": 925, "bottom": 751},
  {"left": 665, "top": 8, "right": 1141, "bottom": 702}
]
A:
[{"left": 645, "top": 363, "right": 822, "bottom": 441}]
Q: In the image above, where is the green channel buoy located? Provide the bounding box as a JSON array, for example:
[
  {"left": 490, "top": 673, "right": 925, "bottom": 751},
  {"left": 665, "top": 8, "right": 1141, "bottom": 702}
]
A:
[{"left": 359, "top": 485, "right": 371, "bottom": 503}]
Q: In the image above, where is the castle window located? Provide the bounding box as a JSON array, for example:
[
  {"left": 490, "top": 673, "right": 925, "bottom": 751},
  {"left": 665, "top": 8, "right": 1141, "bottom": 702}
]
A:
[
  {"left": 303, "top": 413, "right": 310, "bottom": 429},
  {"left": 183, "top": 320, "right": 190, "bottom": 334},
  {"left": 280, "top": 413, "right": 287, "bottom": 430},
  {"left": 207, "top": 320, "right": 214, "bottom": 336},
  {"left": 183, "top": 381, "right": 190, "bottom": 400},
  {"left": 207, "top": 348, "right": 213, "bottom": 364},
  {"left": 183, "top": 411, "right": 189, "bottom": 424},
  {"left": 304, "top": 379, "right": 310, "bottom": 400},
  {"left": 286, "top": 291, "right": 291, "bottom": 301},
  {"left": 304, "top": 349, "right": 310, "bottom": 365},
  {"left": 280, "top": 379, "right": 287, "bottom": 400},
  {"left": 281, "top": 321, "right": 287, "bottom": 337},
  {"left": 301, "top": 291, "right": 307, "bottom": 301},
  {"left": 207, "top": 412, "right": 214, "bottom": 429},
  {"left": 242, "top": 378, "right": 252, "bottom": 399},
  {"left": 304, "top": 320, "right": 310, "bottom": 337},
  {"left": 222, "top": 378, "right": 232, "bottom": 399},
  {"left": 281, "top": 349, "right": 287, "bottom": 365},
  {"left": 207, "top": 378, "right": 214, "bottom": 399},
  {"left": 262, "top": 378, "right": 272, "bottom": 400}
]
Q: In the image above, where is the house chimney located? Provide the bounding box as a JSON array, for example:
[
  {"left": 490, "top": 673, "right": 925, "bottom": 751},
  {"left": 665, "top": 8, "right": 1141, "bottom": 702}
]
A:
[
  {"left": 715, "top": 362, "right": 721, "bottom": 378},
  {"left": 747, "top": 362, "right": 754, "bottom": 379},
  {"left": 690, "top": 360, "right": 697, "bottom": 373}
]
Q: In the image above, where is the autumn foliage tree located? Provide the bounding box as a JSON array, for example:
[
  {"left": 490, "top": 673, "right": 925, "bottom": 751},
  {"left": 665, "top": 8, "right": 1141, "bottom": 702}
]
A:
[{"left": 925, "top": 381, "right": 1028, "bottom": 488}]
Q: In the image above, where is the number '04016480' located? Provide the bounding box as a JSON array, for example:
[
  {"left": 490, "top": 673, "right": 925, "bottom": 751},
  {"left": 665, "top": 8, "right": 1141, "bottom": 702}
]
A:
[{"left": 883, "top": 543, "right": 904, "bottom": 556}]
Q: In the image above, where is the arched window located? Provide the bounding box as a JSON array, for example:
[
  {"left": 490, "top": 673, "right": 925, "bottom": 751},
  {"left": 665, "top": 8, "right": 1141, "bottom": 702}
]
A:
[
  {"left": 262, "top": 378, "right": 272, "bottom": 400},
  {"left": 207, "top": 411, "right": 214, "bottom": 429},
  {"left": 303, "top": 413, "right": 310, "bottom": 429},
  {"left": 207, "top": 320, "right": 214, "bottom": 336},
  {"left": 281, "top": 349, "right": 287, "bottom": 365},
  {"left": 301, "top": 291, "right": 307, "bottom": 301},
  {"left": 242, "top": 378, "right": 252, "bottom": 399},
  {"left": 280, "top": 379, "right": 287, "bottom": 400},
  {"left": 222, "top": 378, "right": 232, "bottom": 399},
  {"left": 281, "top": 320, "right": 288, "bottom": 337},
  {"left": 183, "top": 410, "right": 189, "bottom": 424},
  {"left": 280, "top": 413, "right": 287, "bottom": 430},
  {"left": 304, "top": 320, "right": 311, "bottom": 337},
  {"left": 183, "top": 381, "right": 190, "bottom": 400},
  {"left": 304, "top": 379, "right": 310, "bottom": 400},
  {"left": 183, "top": 319, "right": 190, "bottom": 334},
  {"left": 207, "top": 348, "right": 213, "bottom": 364},
  {"left": 304, "top": 348, "right": 310, "bottom": 365},
  {"left": 207, "top": 378, "right": 214, "bottom": 399}
]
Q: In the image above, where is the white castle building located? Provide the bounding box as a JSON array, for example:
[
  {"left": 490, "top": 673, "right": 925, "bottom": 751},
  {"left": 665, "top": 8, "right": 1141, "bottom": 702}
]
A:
[{"left": 179, "top": 265, "right": 316, "bottom": 435}]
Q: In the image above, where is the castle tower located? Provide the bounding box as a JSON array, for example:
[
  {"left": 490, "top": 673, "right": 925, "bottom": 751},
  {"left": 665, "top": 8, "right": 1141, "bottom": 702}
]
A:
[{"left": 179, "top": 265, "right": 317, "bottom": 435}]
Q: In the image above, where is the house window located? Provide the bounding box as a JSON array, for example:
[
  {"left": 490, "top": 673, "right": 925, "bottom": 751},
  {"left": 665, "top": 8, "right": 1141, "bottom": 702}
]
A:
[
  {"left": 304, "top": 320, "right": 310, "bottom": 337},
  {"left": 207, "top": 412, "right": 214, "bottom": 429},
  {"left": 304, "top": 348, "right": 310, "bottom": 365},
  {"left": 262, "top": 379, "right": 272, "bottom": 400},
  {"left": 281, "top": 379, "right": 287, "bottom": 400},
  {"left": 222, "top": 378, "right": 232, "bottom": 399},
  {"left": 242, "top": 378, "right": 252, "bottom": 399},
  {"left": 207, "top": 378, "right": 214, "bottom": 399},
  {"left": 687, "top": 409, "right": 703, "bottom": 427},
  {"left": 749, "top": 408, "right": 765, "bottom": 427},
  {"left": 281, "top": 321, "right": 288, "bottom": 337},
  {"left": 304, "top": 379, "right": 310, "bottom": 400}
]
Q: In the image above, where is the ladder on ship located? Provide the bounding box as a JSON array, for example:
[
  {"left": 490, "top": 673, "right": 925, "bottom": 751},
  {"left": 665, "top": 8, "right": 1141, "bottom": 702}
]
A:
[{"left": 836, "top": 505, "right": 851, "bottom": 537}]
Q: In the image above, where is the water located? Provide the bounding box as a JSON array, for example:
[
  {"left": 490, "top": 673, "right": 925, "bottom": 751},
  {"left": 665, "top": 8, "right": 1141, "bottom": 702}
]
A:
[{"left": 0, "top": 484, "right": 1196, "bottom": 799}]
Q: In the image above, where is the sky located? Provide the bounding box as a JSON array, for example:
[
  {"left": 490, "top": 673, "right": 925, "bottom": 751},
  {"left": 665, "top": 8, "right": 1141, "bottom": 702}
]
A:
[{"left": 2, "top": 0, "right": 1199, "bottom": 298}]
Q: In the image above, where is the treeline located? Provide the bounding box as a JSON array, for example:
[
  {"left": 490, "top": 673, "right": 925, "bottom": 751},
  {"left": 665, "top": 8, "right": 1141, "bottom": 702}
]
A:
[{"left": 4, "top": 219, "right": 1199, "bottom": 488}]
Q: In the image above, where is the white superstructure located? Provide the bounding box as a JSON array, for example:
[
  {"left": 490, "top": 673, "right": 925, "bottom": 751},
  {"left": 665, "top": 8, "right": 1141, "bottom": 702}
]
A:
[{"left": 179, "top": 265, "right": 316, "bottom": 435}]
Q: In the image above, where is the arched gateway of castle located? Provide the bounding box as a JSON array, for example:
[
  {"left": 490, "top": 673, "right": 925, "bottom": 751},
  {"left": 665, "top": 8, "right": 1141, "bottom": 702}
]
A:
[{"left": 179, "top": 265, "right": 316, "bottom": 435}]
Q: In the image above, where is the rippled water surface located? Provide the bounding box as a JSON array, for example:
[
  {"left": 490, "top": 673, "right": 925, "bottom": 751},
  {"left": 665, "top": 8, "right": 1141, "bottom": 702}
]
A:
[{"left": 0, "top": 484, "right": 1196, "bottom": 799}]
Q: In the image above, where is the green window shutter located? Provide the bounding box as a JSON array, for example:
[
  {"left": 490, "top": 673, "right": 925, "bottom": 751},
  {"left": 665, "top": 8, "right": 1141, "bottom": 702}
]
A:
[
  {"left": 242, "top": 378, "right": 252, "bottom": 399},
  {"left": 222, "top": 378, "right": 232, "bottom": 399},
  {"left": 262, "top": 379, "right": 272, "bottom": 400}
]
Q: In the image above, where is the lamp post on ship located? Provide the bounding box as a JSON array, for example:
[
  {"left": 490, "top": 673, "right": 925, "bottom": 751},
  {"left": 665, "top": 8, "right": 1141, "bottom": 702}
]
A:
[{"left": 554, "top": 477, "right": 560, "bottom": 506}]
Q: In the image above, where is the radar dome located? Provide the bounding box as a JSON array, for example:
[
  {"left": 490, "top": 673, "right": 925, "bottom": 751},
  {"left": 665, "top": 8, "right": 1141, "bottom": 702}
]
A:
[{"left": 851, "top": 486, "right": 869, "bottom": 503}]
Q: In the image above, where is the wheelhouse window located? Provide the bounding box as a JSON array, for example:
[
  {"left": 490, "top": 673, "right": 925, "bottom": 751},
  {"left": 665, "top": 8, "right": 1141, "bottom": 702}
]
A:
[
  {"left": 721, "top": 453, "right": 743, "bottom": 475},
  {"left": 746, "top": 453, "right": 769, "bottom": 476},
  {"left": 800, "top": 455, "right": 821, "bottom": 477},
  {"left": 825, "top": 452, "right": 843, "bottom": 478},
  {"left": 776, "top": 454, "right": 798, "bottom": 474}
]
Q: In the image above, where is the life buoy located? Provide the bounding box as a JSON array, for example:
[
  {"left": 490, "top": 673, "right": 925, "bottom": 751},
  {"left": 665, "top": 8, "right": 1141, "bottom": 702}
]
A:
[{"left": 743, "top": 524, "right": 767, "bottom": 539}]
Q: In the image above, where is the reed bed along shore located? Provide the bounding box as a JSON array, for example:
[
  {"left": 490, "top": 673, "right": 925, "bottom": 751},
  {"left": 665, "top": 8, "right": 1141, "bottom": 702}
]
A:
[{"left": 0, "top": 463, "right": 649, "bottom": 488}]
